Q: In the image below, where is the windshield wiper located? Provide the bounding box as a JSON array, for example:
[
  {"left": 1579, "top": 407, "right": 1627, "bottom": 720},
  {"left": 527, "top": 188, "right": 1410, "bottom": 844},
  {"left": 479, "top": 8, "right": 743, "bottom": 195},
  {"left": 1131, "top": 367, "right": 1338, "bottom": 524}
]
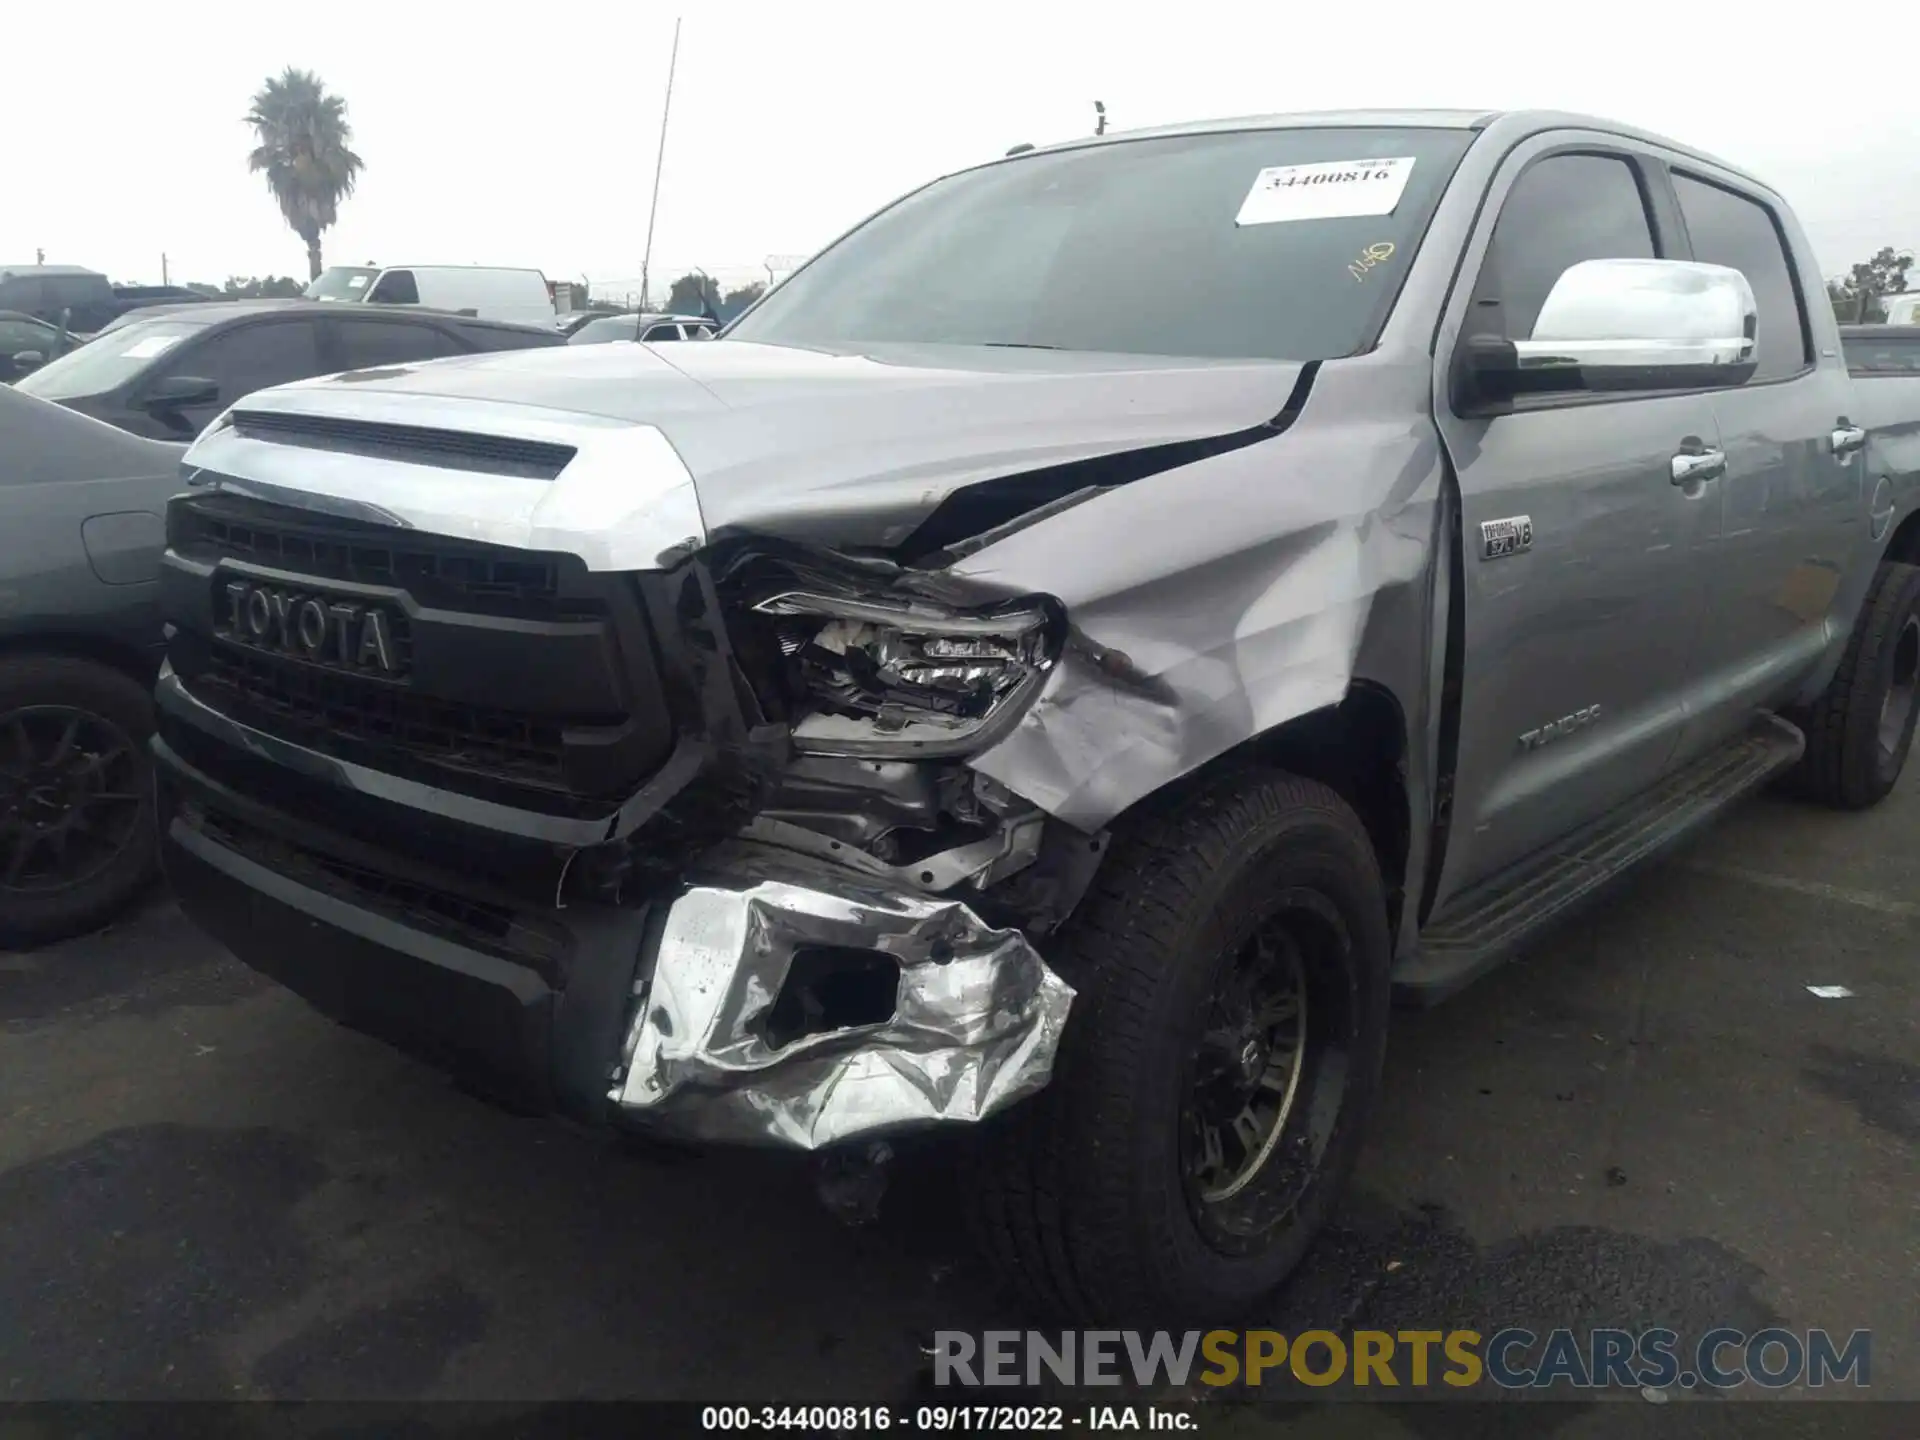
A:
[{"left": 980, "top": 341, "right": 1061, "bottom": 350}]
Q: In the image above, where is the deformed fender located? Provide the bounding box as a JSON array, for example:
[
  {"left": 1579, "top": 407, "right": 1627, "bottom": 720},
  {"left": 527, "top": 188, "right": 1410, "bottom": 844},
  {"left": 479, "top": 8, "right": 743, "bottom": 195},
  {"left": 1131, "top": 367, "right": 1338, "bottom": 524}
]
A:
[{"left": 955, "top": 381, "right": 1446, "bottom": 835}]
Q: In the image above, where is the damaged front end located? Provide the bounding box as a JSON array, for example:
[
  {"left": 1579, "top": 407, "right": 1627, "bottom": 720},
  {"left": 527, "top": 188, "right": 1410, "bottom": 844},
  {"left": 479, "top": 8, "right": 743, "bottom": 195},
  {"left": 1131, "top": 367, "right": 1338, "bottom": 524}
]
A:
[
  {"left": 600, "top": 544, "right": 1104, "bottom": 1149},
  {"left": 612, "top": 846, "right": 1073, "bottom": 1149}
]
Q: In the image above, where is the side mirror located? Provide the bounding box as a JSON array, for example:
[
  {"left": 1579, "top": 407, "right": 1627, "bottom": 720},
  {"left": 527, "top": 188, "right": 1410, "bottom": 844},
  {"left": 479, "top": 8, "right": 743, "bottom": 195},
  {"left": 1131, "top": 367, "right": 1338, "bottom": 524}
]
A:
[
  {"left": 142, "top": 375, "right": 219, "bottom": 411},
  {"left": 1460, "top": 258, "right": 1758, "bottom": 407}
]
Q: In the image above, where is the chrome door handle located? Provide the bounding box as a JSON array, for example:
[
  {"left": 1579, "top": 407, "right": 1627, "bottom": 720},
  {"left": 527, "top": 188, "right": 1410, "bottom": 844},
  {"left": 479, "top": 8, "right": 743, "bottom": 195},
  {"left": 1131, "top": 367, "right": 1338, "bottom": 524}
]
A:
[
  {"left": 1671, "top": 447, "right": 1727, "bottom": 485},
  {"left": 1831, "top": 424, "right": 1867, "bottom": 455}
]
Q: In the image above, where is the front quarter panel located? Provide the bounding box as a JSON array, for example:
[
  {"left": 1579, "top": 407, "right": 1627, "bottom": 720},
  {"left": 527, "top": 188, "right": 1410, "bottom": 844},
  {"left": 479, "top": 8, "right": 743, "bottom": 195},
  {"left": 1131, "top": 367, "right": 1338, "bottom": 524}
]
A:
[
  {"left": 0, "top": 474, "right": 172, "bottom": 660},
  {"left": 957, "top": 357, "right": 1445, "bottom": 835}
]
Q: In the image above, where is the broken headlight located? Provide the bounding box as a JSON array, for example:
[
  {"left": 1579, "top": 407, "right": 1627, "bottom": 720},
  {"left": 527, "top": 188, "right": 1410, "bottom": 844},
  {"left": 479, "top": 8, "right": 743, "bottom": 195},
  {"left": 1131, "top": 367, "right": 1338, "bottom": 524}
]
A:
[{"left": 754, "top": 589, "right": 1062, "bottom": 757}]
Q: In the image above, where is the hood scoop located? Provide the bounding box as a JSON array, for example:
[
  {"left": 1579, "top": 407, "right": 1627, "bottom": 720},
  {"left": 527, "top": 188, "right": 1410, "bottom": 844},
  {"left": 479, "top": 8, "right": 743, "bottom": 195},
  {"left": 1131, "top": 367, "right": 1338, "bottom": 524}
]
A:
[{"left": 229, "top": 409, "right": 578, "bottom": 480}]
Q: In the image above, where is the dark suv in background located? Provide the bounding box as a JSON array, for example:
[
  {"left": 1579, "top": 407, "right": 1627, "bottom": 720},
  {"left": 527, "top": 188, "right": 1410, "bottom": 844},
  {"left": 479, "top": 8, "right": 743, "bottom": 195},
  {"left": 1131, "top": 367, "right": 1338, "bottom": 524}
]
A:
[
  {"left": 0, "top": 265, "right": 206, "bottom": 335},
  {"left": 15, "top": 300, "right": 566, "bottom": 439}
]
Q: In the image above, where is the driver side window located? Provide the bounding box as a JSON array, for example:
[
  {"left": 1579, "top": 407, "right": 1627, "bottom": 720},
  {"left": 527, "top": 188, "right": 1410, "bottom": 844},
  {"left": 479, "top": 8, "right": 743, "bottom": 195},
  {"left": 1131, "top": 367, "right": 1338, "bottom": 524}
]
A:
[
  {"left": 149, "top": 320, "right": 322, "bottom": 407},
  {"left": 1470, "top": 153, "right": 1658, "bottom": 343},
  {"left": 366, "top": 270, "right": 420, "bottom": 305}
]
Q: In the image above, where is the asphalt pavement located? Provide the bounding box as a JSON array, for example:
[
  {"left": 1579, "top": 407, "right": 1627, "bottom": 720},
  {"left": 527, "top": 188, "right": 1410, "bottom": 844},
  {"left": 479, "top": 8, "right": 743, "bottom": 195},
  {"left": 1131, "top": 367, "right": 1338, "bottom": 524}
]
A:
[{"left": 2, "top": 771, "right": 1915, "bottom": 1428}]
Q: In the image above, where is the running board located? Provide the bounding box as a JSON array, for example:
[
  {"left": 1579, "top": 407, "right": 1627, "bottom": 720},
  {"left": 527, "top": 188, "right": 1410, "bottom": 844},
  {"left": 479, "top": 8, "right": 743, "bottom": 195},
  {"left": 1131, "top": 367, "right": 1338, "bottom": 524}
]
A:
[{"left": 1395, "top": 713, "right": 1805, "bottom": 1005}]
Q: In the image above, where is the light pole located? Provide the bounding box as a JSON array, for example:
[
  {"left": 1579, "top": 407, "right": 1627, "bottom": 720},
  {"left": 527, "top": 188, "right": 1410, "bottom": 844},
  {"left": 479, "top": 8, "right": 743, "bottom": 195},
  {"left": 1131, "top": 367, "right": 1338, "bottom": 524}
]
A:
[{"left": 640, "top": 16, "right": 683, "bottom": 312}]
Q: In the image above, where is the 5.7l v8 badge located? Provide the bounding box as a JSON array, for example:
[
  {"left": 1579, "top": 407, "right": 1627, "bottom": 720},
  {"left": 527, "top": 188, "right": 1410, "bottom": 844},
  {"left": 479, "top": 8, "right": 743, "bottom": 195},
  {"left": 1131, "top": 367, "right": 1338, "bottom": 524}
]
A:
[{"left": 1480, "top": 515, "right": 1534, "bottom": 561}]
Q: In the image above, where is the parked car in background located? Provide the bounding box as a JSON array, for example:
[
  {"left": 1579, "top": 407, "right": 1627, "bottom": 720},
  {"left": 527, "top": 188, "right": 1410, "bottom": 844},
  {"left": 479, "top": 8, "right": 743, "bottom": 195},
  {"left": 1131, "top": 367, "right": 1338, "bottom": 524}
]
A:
[
  {"left": 0, "top": 311, "right": 83, "bottom": 383},
  {"left": 0, "top": 265, "right": 217, "bottom": 334},
  {"left": 566, "top": 311, "right": 719, "bottom": 344},
  {"left": 1881, "top": 294, "right": 1920, "bottom": 327},
  {"left": 0, "top": 265, "right": 120, "bottom": 332},
  {"left": 1841, "top": 324, "right": 1920, "bottom": 372},
  {"left": 557, "top": 308, "right": 625, "bottom": 337},
  {"left": 15, "top": 300, "right": 566, "bottom": 440},
  {"left": 0, "top": 386, "right": 186, "bottom": 944},
  {"left": 304, "top": 264, "right": 558, "bottom": 328}
]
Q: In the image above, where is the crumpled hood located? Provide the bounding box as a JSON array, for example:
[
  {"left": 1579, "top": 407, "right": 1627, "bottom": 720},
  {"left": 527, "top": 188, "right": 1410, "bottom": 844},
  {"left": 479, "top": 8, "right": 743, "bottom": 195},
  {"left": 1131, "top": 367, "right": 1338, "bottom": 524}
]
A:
[{"left": 262, "top": 339, "right": 1306, "bottom": 548}]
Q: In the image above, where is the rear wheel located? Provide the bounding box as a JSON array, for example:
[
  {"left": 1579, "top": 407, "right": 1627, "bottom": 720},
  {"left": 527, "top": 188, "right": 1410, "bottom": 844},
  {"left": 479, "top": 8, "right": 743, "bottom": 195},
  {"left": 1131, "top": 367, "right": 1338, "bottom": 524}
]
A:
[
  {"left": 1784, "top": 561, "right": 1920, "bottom": 809},
  {"left": 966, "top": 769, "right": 1392, "bottom": 1323},
  {"left": 0, "top": 655, "right": 157, "bottom": 947}
]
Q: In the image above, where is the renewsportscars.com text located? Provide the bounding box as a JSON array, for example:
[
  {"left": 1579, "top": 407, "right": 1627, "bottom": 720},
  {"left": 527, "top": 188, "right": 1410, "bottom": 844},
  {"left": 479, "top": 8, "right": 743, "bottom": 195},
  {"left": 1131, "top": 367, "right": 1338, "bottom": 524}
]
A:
[{"left": 933, "top": 1328, "right": 1871, "bottom": 1391}]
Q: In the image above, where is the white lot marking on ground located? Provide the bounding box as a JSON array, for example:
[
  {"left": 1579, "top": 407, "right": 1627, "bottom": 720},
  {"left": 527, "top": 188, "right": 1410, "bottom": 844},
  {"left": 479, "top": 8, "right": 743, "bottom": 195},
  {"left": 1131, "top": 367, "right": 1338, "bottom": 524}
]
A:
[
  {"left": 1806, "top": 985, "right": 1857, "bottom": 999},
  {"left": 1678, "top": 859, "right": 1920, "bottom": 919}
]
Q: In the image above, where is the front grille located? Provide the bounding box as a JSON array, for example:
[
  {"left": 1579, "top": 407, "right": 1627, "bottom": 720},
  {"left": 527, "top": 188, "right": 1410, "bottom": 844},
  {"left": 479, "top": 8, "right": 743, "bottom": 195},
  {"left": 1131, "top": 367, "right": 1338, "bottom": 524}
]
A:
[
  {"left": 228, "top": 410, "right": 577, "bottom": 480},
  {"left": 200, "top": 646, "right": 567, "bottom": 787},
  {"left": 173, "top": 494, "right": 563, "bottom": 611},
  {"left": 164, "top": 491, "right": 679, "bottom": 812},
  {"left": 196, "top": 803, "right": 569, "bottom": 975}
]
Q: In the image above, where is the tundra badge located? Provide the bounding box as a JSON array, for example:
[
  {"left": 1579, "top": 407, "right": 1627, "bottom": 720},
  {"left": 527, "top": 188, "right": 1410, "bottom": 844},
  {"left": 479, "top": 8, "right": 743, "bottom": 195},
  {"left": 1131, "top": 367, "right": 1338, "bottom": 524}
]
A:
[
  {"left": 1520, "top": 705, "right": 1601, "bottom": 751},
  {"left": 1480, "top": 515, "right": 1534, "bottom": 561}
]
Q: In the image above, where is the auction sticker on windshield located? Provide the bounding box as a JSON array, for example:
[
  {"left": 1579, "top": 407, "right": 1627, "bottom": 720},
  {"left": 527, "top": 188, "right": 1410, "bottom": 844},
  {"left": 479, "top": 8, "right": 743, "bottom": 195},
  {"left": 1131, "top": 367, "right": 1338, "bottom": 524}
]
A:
[
  {"left": 1236, "top": 157, "right": 1416, "bottom": 226},
  {"left": 122, "top": 334, "right": 184, "bottom": 360}
]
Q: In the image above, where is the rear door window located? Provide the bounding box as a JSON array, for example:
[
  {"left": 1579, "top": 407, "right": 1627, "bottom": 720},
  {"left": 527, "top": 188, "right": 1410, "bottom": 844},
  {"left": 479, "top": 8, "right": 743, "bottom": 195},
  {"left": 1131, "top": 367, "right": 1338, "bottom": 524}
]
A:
[
  {"left": 1843, "top": 333, "right": 1920, "bottom": 373},
  {"left": 1671, "top": 173, "right": 1811, "bottom": 384},
  {"left": 642, "top": 323, "right": 684, "bottom": 341},
  {"left": 332, "top": 317, "right": 461, "bottom": 370}
]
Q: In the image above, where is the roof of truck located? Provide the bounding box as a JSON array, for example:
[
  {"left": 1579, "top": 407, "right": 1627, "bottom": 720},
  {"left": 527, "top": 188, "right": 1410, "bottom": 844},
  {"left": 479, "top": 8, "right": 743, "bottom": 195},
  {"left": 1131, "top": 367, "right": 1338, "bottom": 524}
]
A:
[
  {"left": 0, "top": 263, "right": 106, "bottom": 279},
  {"left": 1003, "top": 108, "right": 1769, "bottom": 196}
]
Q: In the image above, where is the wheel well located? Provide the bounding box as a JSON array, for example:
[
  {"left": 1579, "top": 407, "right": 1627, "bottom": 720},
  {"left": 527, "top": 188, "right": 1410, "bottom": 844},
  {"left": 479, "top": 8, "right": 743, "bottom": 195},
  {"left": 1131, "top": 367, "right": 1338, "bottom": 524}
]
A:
[
  {"left": 1122, "top": 685, "right": 1411, "bottom": 942},
  {"left": 1885, "top": 507, "right": 1920, "bottom": 567},
  {"left": 0, "top": 632, "right": 159, "bottom": 687},
  {"left": 1243, "top": 686, "right": 1410, "bottom": 924}
]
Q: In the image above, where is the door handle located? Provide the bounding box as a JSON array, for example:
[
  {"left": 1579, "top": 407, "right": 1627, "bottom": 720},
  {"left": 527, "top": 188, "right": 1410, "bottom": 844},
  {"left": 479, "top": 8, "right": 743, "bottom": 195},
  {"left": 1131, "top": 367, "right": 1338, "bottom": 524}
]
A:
[
  {"left": 1670, "top": 446, "right": 1727, "bottom": 485},
  {"left": 1831, "top": 424, "right": 1868, "bottom": 456}
]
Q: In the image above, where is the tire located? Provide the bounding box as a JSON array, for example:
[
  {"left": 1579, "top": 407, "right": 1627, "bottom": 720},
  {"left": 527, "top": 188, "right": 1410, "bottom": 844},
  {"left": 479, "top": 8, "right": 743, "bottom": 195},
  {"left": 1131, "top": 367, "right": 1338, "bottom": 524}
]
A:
[
  {"left": 1783, "top": 561, "right": 1920, "bottom": 810},
  {"left": 965, "top": 768, "right": 1392, "bottom": 1324},
  {"left": 0, "top": 655, "right": 158, "bottom": 947}
]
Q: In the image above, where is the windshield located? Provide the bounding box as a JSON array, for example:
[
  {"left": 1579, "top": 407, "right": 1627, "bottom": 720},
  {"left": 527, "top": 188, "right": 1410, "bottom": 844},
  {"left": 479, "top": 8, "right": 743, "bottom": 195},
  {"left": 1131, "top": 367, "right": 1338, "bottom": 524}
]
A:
[
  {"left": 15, "top": 319, "right": 204, "bottom": 400},
  {"left": 304, "top": 267, "right": 379, "bottom": 301},
  {"left": 729, "top": 127, "right": 1473, "bottom": 362}
]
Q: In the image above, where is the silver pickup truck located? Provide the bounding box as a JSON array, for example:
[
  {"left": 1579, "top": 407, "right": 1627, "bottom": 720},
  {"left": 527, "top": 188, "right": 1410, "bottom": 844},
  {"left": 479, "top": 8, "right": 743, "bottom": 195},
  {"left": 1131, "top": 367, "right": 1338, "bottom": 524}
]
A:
[{"left": 151, "top": 109, "right": 1920, "bottom": 1323}]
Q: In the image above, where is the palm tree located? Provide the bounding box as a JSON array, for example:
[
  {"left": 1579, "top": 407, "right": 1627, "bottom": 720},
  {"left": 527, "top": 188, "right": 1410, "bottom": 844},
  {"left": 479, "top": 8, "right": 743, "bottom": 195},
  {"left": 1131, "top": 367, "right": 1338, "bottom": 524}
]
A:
[{"left": 245, "top": 68, "right": 365, "bottom": 281}]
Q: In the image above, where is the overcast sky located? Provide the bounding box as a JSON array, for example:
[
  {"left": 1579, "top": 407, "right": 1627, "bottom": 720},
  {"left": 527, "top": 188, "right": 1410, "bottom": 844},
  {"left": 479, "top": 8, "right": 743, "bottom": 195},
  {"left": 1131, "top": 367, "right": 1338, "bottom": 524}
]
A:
[{"left": 7, "top": 2, "right": 1915, "bottom": 299}]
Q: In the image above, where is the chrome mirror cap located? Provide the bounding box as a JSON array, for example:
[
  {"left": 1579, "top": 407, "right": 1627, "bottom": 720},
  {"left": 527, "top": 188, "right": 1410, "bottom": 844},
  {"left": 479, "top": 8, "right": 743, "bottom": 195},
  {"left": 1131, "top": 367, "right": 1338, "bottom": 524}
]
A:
[{"left": 1515, "top": 258, "right": 1759, "bottom": 386}]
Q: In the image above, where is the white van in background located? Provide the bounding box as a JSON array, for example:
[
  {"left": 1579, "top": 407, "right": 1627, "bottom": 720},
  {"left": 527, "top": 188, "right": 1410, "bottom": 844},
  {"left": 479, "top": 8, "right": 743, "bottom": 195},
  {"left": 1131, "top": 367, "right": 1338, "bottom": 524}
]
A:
[
  {"left": 305, "top": 265, "right": 558, "bottom": 328},
  {"left": 1884, "top": 293, "right": 1920, "bottom": 327}
]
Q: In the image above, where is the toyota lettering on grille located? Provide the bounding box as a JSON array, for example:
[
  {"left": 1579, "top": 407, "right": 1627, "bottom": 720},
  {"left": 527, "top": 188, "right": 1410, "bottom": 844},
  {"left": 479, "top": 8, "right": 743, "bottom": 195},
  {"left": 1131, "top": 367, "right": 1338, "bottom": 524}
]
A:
[{"left": 220, "top": 580, "right": 402, "bottom": 676}]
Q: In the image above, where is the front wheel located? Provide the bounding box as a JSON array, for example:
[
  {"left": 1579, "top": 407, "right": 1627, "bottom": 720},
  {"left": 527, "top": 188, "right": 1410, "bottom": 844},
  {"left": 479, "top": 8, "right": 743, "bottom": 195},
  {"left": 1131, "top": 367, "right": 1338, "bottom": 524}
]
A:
[
  {"left": 0, "top": 655, "right": 158, "bottom": 947},
  {"left": 1784, "top": 560, "right": 1920, "bottom": 810},
  {"left": 966, "top": 769, "right": 1392, "bottom": 1324}
]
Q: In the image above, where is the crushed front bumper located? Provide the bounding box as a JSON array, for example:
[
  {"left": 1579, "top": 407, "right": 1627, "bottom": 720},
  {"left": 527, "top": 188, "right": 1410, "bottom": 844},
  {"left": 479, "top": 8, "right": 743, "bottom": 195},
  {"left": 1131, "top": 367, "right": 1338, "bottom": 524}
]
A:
[
  {"left": 612, "top": 847, "right": 1075, "bottom": 1149},
  {"left": 156, "top": 736, "right": 1072, "bottom": 1149}
]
